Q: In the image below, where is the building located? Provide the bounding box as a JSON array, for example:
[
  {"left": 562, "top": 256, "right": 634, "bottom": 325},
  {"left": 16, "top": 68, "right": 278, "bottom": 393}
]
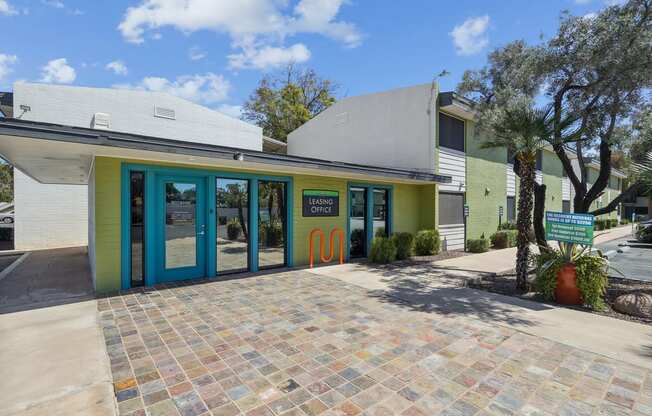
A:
[
  {"left": 290, "top": 84, "right": 572, "bottom": 249},
  {"left": 5, "top": 82, "right": 261, "bottom": 250},
  {"left": 0, "top": 85, "right": 450, "bottom": 292}
]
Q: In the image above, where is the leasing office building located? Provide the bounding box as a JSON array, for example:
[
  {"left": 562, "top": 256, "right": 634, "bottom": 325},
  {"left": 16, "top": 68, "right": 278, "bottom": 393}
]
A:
[{"left": 0, "top": 84, "right": 450, "bottom": 293}]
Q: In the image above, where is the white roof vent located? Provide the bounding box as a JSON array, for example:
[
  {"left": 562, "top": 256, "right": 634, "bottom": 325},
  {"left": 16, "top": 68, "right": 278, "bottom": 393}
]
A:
[
  {"left": 92, "top": 112, "right": 111, "bottom": 130},
  {"left": 154, "top": 105, "right": 175, "bottom": 120}
]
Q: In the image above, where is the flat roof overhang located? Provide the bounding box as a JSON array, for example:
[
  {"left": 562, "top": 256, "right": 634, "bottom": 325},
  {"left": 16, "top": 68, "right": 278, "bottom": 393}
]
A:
[
  {"left": 438, "top": 92, "right": 476, "bottom": 121},
  {"left": 0, "top": 118, "right": 451, "bottom": 186}
]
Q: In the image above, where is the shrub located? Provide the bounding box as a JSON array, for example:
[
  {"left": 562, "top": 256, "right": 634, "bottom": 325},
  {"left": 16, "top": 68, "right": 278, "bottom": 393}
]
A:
[
  {"left": 498, "top": 221, "right": 517, "bottom": 230},
  {"left": 604, "top": 218, "right": 612, "bottom": 229},
  {"left": 374, "top": 227, "right": 386, "bottom": 238},
  {"left": 533, "top": 249, "right": 609, "bottom": 310},
  {"left": 226, "top": 218, "right": 241, "bottom": 240},
  {"left": 467, "top": 238, "right": 489, "bottom": 253},
  {"left": 594, "top": 219, "right": 605, "bottom": 231},
  {"left": 620, "top": 218, "right": 630, "bottom": 225},
  {"left": 490, "top": 230, "right": 518, "bottom": 249},
  {"left": 414, "top": 229, "right": 441, "bottom": 255},
  {"left": 610, "top": 219, "right": 618, "bottom": 228},
  {"left": 392, "top": 232, "right": 414, "bottom": 260},
  {"left": 350, "top": 229, "right": 365, "bottom": 255},
  {"left": 369, "top": 237, "right": 397, "bottom": 264}
]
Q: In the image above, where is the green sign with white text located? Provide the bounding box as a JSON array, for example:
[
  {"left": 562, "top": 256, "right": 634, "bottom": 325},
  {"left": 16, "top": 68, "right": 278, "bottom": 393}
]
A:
[{"left": 545, "top": 211, "right": 594, "bottom": 245}]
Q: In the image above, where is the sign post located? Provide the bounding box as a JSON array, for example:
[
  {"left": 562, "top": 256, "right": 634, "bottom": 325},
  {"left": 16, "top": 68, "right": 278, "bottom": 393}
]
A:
[
  {"left": 545, "top": 211, "right": 594, "bottom": 245},
  {"left": 302, "top": 190, "right": 339, "bottom": 217}
]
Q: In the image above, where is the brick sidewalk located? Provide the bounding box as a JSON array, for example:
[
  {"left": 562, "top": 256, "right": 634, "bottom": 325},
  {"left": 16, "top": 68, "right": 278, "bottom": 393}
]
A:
[{"left": 98, "top": 271, "right": 651, "bottom": 416}]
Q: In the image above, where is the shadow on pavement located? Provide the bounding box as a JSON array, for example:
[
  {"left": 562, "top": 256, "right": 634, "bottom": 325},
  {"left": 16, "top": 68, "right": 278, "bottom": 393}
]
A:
[{"left": 356, "top": 262, "right": 552, "bottom": 328}]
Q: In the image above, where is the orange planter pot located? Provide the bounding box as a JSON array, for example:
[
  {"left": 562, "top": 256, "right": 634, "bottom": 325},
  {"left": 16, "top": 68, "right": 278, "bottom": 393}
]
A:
[{"left": 555, "top": 263, "right": 582, "bottom": 305}]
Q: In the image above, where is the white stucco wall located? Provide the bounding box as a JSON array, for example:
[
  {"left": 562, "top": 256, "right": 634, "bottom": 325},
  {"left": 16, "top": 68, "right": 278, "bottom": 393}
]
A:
[
  {"left": 287, "top": 84, "right": 436, "bottom": 171},
  {"left": 13, "top": 83, "right": 262, "bottom": 150},
  {"left": 14, "top": 169, "right": 88, "bottom": 250}
]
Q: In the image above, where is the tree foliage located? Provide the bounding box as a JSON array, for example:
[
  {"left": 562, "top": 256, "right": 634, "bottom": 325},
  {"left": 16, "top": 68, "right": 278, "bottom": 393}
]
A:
[
  {"left": 242, "top": 65, "right": 338, "bottom": 142},
  {"left": 0, "top": 162, "right": 13, "bottom": 203}
]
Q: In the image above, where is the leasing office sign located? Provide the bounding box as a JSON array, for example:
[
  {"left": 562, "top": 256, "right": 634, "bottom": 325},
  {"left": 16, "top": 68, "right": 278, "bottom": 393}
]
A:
[{"left": 302, "top": 190, "right": 339, "bottom": 217}]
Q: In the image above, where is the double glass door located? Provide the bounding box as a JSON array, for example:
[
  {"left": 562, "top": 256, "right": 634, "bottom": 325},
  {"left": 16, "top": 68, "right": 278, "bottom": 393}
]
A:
[
  {"left": 349, "top": 186, "right": 389, "bottom": 258},
  {"left": 147, "top": 174, "right": 288, "bottom": 285}
]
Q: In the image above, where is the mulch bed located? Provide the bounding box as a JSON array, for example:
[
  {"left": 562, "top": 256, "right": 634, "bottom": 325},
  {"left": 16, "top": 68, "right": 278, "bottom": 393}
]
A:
[{"left": 467, "top": 271, "right": 652, "bottom": 326}]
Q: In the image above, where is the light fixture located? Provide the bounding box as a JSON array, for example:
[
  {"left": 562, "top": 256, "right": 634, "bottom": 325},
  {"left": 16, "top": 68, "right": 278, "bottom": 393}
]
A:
[{"left": 233, "top": 152, "right": 244, "bottom": 161}]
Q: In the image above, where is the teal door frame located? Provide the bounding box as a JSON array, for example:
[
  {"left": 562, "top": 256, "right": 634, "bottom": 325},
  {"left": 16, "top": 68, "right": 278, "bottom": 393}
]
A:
[
  {"left": 155, "top": 174, "right": 207, "bottom": 282},
  {"left": 346, "top": 183, "right": 393, "bottom": 261},
  {"left": 121, "top": 163, "right": 293, "bottom": 290}
]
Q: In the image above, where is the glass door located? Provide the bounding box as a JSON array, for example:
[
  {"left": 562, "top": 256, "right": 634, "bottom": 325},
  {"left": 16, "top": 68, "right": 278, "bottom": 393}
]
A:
[
  {"left": 258, "top": 180, "right": 287, "bottom": 269},
  {"left": 349, "top": 187, "right": 367, "bottom": 257},
  {"left": 156, "top": 176, "right": 206, "bottom": 282},
  {"left": 216, "top": 178, "right": 249, "bottom": 274}
]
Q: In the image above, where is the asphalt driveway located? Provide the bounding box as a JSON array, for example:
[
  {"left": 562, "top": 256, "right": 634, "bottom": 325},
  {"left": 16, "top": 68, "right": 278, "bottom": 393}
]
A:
[
  {"left": 597, "top": 236, "right": 652, "bottom": 282},
  {"left": 99, "top": 270, "right": 652, "bottom": 416}
]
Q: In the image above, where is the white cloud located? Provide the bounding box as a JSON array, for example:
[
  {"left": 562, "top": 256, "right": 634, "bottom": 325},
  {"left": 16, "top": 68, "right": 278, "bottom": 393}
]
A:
[
  {"left": 216, "top": 104, "right": 242, "bottom": 119},
  {"left": 0, "top": 0, "right": 17, "bottom": 15},
  {"left": 450, "top": 15, "right": 490, "bottom": 56},
  {"left": 118, "top": 0, "right": 361, "bottom": 69},
  {"left": 188, "top": 46, "right": 206, "bottom": 61},
  {"left": 42, "top": 0, "right": 64, "bottom": 8},
  {"left": 0, "top": 54, "right": 17, "bottom": 82},
  {"left": 40, "top": 58, "right": 76, "bottom": 83},
  {"left": 106, "top": 60, "right": 128, "bottom": 75},
  {"left": 115, "top": 73, "right": 230, "bottom": 105},
  {"left": 228, "top": 43, "right": 310, "bottom": 70}
]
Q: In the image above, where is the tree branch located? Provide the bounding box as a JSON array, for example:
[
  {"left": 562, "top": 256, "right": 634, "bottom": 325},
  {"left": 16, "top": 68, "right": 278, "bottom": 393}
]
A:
[{"left": 590, "top": 181, "right": 640, "bottom": 216}]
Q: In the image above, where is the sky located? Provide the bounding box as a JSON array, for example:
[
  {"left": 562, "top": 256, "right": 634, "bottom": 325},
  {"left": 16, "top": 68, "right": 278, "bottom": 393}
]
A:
[{"left": 0, "top": 0, "right": 622, "bottom": 119}]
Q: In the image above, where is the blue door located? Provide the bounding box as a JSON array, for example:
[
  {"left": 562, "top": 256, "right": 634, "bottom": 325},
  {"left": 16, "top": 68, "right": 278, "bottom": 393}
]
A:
[{"left": 156, "top": 175, "right": 207, "bottom": 282}]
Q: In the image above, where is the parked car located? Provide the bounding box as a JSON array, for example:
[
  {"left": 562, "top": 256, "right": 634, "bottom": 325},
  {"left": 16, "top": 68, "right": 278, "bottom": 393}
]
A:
[
  {"left": 635, "top": 219, "right": 652, "bottom": 243},
  {"left": 0, "top": 211, "right": 13, "bottom": 224}
]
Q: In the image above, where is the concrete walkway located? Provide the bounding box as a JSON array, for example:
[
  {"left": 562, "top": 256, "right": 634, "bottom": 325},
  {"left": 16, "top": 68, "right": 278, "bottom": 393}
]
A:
[
  {"left": 0, "top": 247, "right": 116, "bottom": 416},
  {"left": 0, "top": 300, "right": 116, "bottom": 416},
  {"left": 432, "top": 225, "right": 634, "bottom": 274},
  {"left": 309, "top": 262, "right": 652, "bottom": 370}
]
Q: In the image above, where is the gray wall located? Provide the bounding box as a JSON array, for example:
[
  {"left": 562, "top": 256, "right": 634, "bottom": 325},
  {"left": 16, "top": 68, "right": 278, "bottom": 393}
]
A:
[
  {"left": 287, "top": 83, "right": 437, "bottom": 171},
  {"left": 13, "top": 83, "right": 262, "bottom": 150}
]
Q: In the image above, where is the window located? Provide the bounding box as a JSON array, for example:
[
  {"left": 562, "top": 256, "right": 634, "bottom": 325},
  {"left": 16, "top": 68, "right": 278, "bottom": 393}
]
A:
[
  {"left": 439, "top": 192, "right": 464, "bottom": 225},
  {"left": 562, "top": 200, "right": 571, "bottom": 213},
  {"left": 130, "top": 171, "right": 145, "bottom": 287},
  {"left": 258, "top": 181, "right": 287, "bottom": 269},
  {"left": 216, "top": 178, "right": 249, "bottom": 274},
  {"left": 439, "top": 113, "right": 465, "bottom": 152},
  {"left": 536, "top": 150, "right": 542, "bottom": 171},
  {"left": 372, "top": 189, "right": 389, "bottom": 238},
  {"left": 506, "top": 196, "right": 516, "bottom": 222}
]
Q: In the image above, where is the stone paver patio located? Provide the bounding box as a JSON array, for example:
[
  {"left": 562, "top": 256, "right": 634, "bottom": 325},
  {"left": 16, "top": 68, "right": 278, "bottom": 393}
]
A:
[{"left": 98, "top": 271, "right": 652, "bottom": 416}]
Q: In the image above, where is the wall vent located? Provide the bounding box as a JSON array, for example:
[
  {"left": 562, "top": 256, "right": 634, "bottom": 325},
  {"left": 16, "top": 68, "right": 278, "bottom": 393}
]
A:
[
  {"left": 92, "top": 112, "right": 111, "bottom": 130},
  {"left": 154, "top": 105, "right": 176, "bottom": 120}
]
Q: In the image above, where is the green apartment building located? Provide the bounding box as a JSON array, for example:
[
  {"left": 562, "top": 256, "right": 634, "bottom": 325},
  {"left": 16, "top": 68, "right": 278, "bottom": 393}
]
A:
[{"left": 289, "top": 83, "right": 626, "bottom": 250}]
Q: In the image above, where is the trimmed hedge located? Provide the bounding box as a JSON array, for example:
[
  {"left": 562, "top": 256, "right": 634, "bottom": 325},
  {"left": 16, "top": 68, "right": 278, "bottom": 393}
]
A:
[
  {"left": 490, "top": 230, "right": 518, "bottom": 249},
  {"left": 414, "top": 229, "right": 441, "bottom": 256},
  {"left": 498, "top": 221, "right": 517, "bottom": 230},
  {"left": 467, "top": 238, "right": 489, "bottom": 253},
  {"left": 392, "top": 232, "right": 414, "bottom": 260},
  {"left": 369, "top": 237, "right": 397, "bottom": 264},
  {"left": 610, "top": 219, "right": 618, "bottom": 228}
]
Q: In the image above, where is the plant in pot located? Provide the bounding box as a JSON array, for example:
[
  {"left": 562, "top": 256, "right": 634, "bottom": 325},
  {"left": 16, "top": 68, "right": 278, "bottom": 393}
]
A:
[{"left": 534, "top": 242, "right": 617, "bottom": 310}]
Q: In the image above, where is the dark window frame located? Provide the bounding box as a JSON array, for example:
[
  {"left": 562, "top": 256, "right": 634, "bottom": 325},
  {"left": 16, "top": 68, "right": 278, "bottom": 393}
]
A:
[
  {"left": 439, "top": 112, "right": 465, "bottom": 152},
  {"left": 506, "top": 196, "right": 516, "bottom": 222},
  {"left": 438, "top": 191, "right": 465, "bottom": 225}
]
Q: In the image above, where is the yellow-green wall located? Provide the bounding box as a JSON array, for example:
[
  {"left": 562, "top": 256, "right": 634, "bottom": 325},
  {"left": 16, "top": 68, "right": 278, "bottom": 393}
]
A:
[{"left": 91, "top": 157, "right": 435, "bottom": 292}]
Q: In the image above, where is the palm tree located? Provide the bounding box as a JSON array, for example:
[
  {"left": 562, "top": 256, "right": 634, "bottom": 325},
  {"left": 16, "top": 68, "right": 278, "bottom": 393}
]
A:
[{"left": 482, "top": 105, "right": 552, "bottom": 290}]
